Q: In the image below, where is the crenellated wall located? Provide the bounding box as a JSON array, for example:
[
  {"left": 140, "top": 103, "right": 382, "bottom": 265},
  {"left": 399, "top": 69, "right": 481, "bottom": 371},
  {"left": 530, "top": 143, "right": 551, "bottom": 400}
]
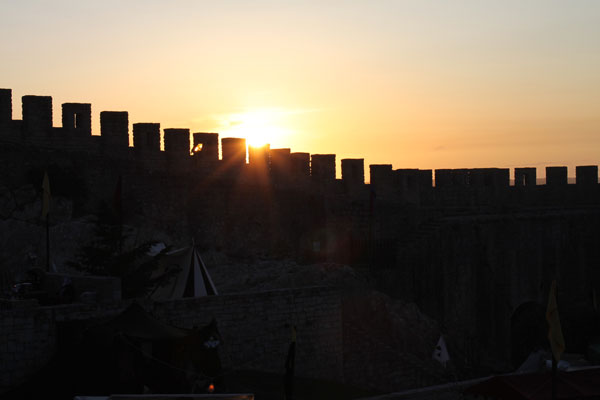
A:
[
  {"left": 0, "top": 89, "right": 11, "bottom": 124},
  {"left": 100, "top": 111, "right": 129, "bottom": 150},
  {"left": 1, "top": 90, "right": 598, "bottom": 199},
  {"left": 341, "top": 158, "right": 364, "bottom": 188},
  {"left": 133, "top": 123, "right": 161, "bottom": 153},
  {"left": 22, "top": 95, "right": 52, "bottom": 139}
]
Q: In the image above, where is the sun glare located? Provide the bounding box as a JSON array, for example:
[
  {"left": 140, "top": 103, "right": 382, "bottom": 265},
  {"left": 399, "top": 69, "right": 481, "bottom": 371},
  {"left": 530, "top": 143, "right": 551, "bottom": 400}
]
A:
[{"left": 220, "top": 109, "right": 291, "bottom": 148}]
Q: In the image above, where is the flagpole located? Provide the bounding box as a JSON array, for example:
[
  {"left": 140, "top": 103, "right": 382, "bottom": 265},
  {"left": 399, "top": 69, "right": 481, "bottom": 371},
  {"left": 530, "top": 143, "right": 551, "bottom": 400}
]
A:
[
  {"left": 46, "top": 212, "right": 50, "bottom": 272},
  {"left": 552, "top": 281, "right": 557, "bottom": 400}
]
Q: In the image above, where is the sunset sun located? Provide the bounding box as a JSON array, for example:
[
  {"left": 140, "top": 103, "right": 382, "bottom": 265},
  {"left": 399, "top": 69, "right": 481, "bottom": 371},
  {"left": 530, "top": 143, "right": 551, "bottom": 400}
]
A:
[{"left": 219, "top": 109, "right": 292, "bottom": 148}]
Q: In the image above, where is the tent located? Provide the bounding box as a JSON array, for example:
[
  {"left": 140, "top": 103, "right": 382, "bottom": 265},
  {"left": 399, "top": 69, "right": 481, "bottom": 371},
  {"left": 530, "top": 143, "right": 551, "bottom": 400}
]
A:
[
  {"left": 149, "top": 246, "right": 218, "bottom": 300},
  {"left": 80, "top": 303, "right": 223, "bottom": 394},
  {"left": 464, "top": 368, "right": 600, "bottom": 399}
]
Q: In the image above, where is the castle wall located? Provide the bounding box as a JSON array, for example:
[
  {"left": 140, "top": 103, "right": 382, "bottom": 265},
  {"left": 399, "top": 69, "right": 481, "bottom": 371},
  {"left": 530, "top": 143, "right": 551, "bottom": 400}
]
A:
[
  {"left": 514, "top": 167, "right": 536, "bottom": 186},
  {"left": 391, "top": 210, "right": 600, "bottom": 370},
  {"left": 248, "top": 144, "right": 270, "bottom": 167},
  {"left": 369, "top": 164, "right": 393, "bottom": 192},
  {"left": 311, "top": 154, "right": 336, "bottom": 183},
  {"left": 1, "top": 90, "right": 597, "bottom": 207},
  {"left": 133, "top": 123, "right": 160, "bottom": 153},
  {"left": 341, "top": 158, "right": 364, "bottom": 188},
  {"left": 395, "top": 169, "right": 420, "bottom": 204},
  {"left": 22, "top": 95, "right": 52, "bottom": 140},
  {"left": 546, "top": 166, "right": 568, "bottom": 186},
  {"left": 290, "top": 152, "right": 310, "bottom": 179},
  {"left": 164, "top": 128, "right": 190, "bottom": 154},
  {"left": 192, "top": 132, "right": 219, "bottom": 163},
  {"left": 100, "top": 111, "right": 129, "bottom": 150},
  {"left": 221, "top": 137, "right": 246, "bottom": 165},
  {"left": 61, "top": 103, "right": 91, "bottom": 137},
  {"left": 0, "top": 286, "right": 343, "bottom": 393},
  {"left": 0, "top": 89, "right": 12, "bottom": 125},
  {"left": 576, "top": 165, "right": 598, "bottom": 186},
  {"left": 270, "top": 148, "right": 291, "bottom": 183}
]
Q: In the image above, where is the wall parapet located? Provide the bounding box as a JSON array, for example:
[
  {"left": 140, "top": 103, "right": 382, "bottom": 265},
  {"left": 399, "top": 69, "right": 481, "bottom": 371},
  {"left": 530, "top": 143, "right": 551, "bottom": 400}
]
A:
[{"left": 0, "top": 89, "right": 598, "bottom": 202}]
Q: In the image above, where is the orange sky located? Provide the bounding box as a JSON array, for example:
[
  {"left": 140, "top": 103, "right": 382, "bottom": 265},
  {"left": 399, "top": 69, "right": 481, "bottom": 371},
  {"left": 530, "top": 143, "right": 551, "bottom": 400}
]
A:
[{"left": 1, "top": 1, "right": 599, "bottom": 178}]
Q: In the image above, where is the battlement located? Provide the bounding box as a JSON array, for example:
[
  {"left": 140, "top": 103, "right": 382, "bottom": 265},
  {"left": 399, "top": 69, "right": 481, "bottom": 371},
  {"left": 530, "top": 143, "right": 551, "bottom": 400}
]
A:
[
  {"left": 133, "top": 123, "right": 161, "bottom": 152},
  {"left": 514, "top": 167, "right": 536, "bottom": 186},
  {"left": 0, "top": 89, "right": 12, "bottom": 124},
  {"left": 341, "top": 159, "right": 364, "bottom": 187},
  {"left": 164, "top": 128, "right": 190, "bottom": 154},
  {"left": 22, "top": 95, "right": 53, "bottom": 138},
  {"left": 100, "top": 111, "right": 128, "bottom": 149},
  {"left": 248, "top": 144, "right": 270, "bottom": 167},
  {"left": 62, "top": 103, "right": 92, "bottom": 137},
  {"left": 1, "top": 89, "right": 598, "bottom": 204},
  {"left": 311, "top": 154, "right": 336, "bottom": 183},
  {"left": 193, "top": 132, "right": 219, "bottom": 162},
  {"left": 576, "top": 166, "right": 598, "bottom": 185},
  {"left": 546, "top": 166, "right": 568, "bottom": 186},
  {"left": 221, "top": 137, "right": 246, "bottom": 168},
  {"left": 270, "top": 148, "right": 291, "bottom": 182}
]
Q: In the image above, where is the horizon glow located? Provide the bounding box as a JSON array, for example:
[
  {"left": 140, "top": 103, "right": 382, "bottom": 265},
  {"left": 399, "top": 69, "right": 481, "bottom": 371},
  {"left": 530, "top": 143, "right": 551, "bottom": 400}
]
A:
[{"left": 1, "top": 0, "right": 599, "bottom": 177}]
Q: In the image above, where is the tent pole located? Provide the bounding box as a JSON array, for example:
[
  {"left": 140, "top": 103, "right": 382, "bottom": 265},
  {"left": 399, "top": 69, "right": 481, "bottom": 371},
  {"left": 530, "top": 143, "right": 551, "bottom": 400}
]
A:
[{"left": 552, "top": 355, "right": 557, "bottom": 400}]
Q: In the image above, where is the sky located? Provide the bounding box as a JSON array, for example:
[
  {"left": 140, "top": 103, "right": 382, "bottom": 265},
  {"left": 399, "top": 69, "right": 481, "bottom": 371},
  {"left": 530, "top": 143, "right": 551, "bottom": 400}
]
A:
[{"left": 1, "top": 0, "right": 599, "bottom": 178}]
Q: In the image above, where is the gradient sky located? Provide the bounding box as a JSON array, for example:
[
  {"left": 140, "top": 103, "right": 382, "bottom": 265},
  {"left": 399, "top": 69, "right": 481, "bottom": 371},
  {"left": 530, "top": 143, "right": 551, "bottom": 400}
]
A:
[{"left": 1, "top": 0, "right": 599, "bottom": 177}]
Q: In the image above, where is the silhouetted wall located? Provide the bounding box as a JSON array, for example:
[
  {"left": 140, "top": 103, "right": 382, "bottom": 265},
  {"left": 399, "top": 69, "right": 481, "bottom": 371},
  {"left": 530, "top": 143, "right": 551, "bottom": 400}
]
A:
[
  {"left": 576, "top": 165, "right": 598, "bottom": 186},
  {"left": 546, "top": 166, "right": 568, "bottom": 186},
  {"left": 291, "top": 152, "right": 310, "bottom": 178},
  {"left": 133, "top": 123, "right": 160, "bottom": 153},
  {"left": 311, "top": 154, "right": 336, "bottom": 183},
  {"left": 0, "top": 89, "right": 12, "bottom": 125},
  {"left": 100, "top": 111, "right": 128, "bottom": 150},
  {"left": 221, "top": 137, "right": 246, "bottom": 167},
  {"left": 193, "top": 132, "right": 219, "bottom": 163},
  {"left": 514, "top": 167, "right": 536, "bottom": 186},
  {"left": 61, "top": 103, "right": 91, "bottom": 137},
  {"left": 270, "top": 148, "right": 291, "bottom": 182},
  {"left": 341, "top": 158, "right": 364, "bottom": 187},
  {"left": 22, "top": 95, "right": 52, "bottom": 138}
]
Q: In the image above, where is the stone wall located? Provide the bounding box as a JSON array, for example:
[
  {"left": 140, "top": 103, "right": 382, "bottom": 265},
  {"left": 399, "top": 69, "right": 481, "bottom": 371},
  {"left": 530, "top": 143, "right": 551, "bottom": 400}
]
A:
[
  {"left": 0, "top": 286, "right": 343, "bottom": 394},
  {"left": 389, "top": 209, "right": 600, "bottom": 371}
]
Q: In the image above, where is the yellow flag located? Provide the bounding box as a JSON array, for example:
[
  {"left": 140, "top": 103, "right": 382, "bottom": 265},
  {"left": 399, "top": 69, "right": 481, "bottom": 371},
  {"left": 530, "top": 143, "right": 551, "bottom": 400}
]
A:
[
  {"left": 41, "top": 172, "right": 51, "bottom": 219},
  {"left": 546, "top": 280, "right": 565, "bottom": 361}
]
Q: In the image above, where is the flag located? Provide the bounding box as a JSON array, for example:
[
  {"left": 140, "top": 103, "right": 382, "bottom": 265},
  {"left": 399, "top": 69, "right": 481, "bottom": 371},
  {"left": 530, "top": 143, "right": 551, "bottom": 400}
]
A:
[
  {"left": 546, "top": 280, "right": 565, "bottom": 362},
  {"left": 41, "top": 172, "right": 51, "bottom": 219},
  {"left": 433, "top": 335, "right": 450, "bottom": 367}
]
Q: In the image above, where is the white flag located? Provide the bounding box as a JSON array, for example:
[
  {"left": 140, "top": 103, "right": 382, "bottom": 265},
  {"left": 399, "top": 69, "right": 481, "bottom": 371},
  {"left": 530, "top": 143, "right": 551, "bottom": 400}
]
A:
[{"left": 432, "top": 335, "right": 450, "bottom": 367}]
